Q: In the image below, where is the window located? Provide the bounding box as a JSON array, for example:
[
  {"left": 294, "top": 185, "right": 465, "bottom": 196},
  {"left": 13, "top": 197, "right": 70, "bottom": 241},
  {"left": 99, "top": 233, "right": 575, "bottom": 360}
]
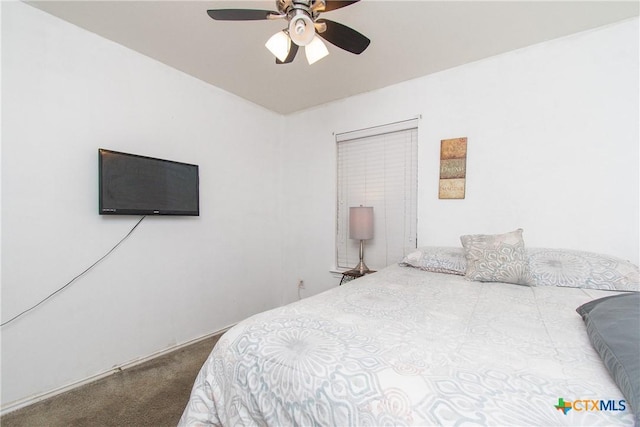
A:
[{"left": 336, "top": 119, "right": 418, "bottom": 270}]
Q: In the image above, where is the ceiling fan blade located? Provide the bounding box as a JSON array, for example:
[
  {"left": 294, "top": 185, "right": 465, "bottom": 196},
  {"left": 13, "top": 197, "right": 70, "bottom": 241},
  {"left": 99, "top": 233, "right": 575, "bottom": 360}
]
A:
[
  {"left": 322, "top": 1, "right": 361, "bottom": 12},
  {"left": 206, "top": 9, "right": 280, "bottom": 21},
  {"left": 276, "top": 43, "right": 299, "bottom": 64},
  {"left": 316, "top": 19, "right": 370, "bottom": 54}
]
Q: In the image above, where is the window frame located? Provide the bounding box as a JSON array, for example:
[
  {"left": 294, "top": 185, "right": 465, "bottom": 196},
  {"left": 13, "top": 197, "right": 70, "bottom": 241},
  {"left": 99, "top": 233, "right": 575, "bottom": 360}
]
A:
[{"left": 335, "top": 118, "right": 419, "bottom": 271}]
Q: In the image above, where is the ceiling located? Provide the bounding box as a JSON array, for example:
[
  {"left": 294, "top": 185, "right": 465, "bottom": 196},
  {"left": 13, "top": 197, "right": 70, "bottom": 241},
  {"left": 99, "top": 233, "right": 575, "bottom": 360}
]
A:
[{"left": 26, "top": 1, "right": 639, "bottom": 115}]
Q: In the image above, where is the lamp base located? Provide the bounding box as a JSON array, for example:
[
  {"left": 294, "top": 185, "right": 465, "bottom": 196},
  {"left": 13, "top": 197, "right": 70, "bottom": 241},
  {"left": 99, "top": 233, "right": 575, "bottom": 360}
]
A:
[
  {"left": 349, "top": 239, "right": 371, "bottom": 275},
  {"left": 352, "top": 260, "right": 370, "bottom": 275}
]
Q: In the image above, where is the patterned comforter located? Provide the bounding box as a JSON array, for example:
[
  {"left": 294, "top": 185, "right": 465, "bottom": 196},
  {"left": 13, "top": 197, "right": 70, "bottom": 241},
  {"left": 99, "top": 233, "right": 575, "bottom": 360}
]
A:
[{"left": 179, "top": 264, "right": 634, "bottom": 426}]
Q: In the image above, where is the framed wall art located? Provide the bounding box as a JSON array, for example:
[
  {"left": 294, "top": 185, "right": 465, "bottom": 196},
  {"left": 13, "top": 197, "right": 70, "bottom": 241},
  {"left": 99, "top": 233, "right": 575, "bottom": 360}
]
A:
[{"left": 439, "top": 137, "right": 467, "bottom": 199}]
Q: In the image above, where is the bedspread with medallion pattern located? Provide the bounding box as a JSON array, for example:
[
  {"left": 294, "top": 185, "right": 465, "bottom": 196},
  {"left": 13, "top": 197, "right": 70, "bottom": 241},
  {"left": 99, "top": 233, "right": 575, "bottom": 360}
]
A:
[{"left": 179, "top": 264, "right": 635, "bottom": 426}]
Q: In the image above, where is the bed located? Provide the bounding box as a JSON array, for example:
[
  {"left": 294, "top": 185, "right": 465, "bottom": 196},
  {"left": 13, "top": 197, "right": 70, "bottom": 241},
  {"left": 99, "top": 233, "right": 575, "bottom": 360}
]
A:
[{"left": 180, "top": 232, "right": 639, "bottom": 426}]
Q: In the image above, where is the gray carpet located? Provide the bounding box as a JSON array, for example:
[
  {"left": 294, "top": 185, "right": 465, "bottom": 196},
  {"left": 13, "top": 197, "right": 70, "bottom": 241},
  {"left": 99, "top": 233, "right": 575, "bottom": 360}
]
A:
[{"left": 1, "top": 334, "right": 221, "bottom": 427}]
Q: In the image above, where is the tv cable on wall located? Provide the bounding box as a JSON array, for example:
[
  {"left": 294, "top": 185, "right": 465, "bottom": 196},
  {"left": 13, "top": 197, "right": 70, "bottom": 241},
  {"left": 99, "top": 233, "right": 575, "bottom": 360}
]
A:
[{"left": 0, "top": 216, "right": 146, "bottom": 327}]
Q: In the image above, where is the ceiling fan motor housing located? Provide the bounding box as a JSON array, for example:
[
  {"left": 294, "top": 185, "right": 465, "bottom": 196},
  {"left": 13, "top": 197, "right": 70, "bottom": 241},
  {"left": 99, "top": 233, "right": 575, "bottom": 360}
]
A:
[{"left": 276, "top": 0, "right": 322, "bottom": 15}]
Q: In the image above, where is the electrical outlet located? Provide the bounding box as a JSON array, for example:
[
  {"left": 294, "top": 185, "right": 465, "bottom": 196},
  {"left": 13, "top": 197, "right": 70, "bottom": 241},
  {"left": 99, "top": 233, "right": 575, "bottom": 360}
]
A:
[{"left": 297, "top": 279, "right": 305, "bottom": 289}]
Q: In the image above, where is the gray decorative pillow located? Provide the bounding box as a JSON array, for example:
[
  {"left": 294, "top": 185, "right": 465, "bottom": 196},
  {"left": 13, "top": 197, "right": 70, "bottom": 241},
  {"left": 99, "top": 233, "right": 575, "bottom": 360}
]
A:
[
  {"left": 527, "top": 248, "right": 639, "bottom": 291},
  {"left": 460, "top": 228, "right": 529, "bottom": 285},
  {"left": 576, "top": 293, "right": 640, "bottom": 424},
  {"left": 400, "top": 247, "right": 466, "bottom": 275}
]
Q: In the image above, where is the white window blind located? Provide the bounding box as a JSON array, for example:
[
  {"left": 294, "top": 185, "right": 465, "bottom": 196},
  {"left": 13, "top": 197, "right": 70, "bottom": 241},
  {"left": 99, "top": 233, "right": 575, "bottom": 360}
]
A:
[{"left": 336, "top": 119, "right": 418, "bottom": 270}]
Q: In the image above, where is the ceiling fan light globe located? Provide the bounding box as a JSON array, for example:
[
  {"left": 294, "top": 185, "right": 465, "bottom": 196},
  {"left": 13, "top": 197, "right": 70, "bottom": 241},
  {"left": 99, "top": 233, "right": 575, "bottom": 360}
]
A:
[
  {"left": 288, "top": 12, "right": 315, "bottom": 46},
  {"left": 265, "top": 31, "right": 291, "bottom": 62},
  {"left": 305, "top": 36, "right": 329, "bottom": 65}
]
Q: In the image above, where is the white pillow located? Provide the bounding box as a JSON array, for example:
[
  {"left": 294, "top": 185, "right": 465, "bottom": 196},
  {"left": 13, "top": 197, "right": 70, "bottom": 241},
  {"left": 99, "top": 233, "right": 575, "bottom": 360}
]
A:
[
  {"left": 527, "top": 248, "right": 639, "bottom": 291},
  {"left": 400, "top": 247, "right": 466, "bottom": 275},
  {"left": 460, "top": 228, "right": 529, "bottom": 285}
]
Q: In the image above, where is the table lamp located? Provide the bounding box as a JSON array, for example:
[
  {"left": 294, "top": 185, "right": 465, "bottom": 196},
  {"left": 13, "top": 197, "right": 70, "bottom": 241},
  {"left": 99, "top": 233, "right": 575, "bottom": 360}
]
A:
[{"left": 349, "top": 206, "right": 374, "bottom": 274}]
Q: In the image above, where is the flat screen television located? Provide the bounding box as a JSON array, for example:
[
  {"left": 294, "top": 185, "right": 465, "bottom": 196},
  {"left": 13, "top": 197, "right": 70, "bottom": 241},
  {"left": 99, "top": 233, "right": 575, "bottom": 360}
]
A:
[{"left": 99, "top": 149, "right": 199, "bottom": 216}]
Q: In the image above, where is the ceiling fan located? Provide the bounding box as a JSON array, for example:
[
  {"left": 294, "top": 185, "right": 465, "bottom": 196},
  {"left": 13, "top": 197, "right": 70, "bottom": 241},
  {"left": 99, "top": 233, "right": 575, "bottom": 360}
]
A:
[{"left": 207, "top": 0, "right": 370, "bottom": 65}]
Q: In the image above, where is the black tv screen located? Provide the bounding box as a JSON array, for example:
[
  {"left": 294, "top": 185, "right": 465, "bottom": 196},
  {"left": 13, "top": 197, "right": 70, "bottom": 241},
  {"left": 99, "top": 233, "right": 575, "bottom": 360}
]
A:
[{"left": 99, "top": 149, "right": 199, "bottom": 216}]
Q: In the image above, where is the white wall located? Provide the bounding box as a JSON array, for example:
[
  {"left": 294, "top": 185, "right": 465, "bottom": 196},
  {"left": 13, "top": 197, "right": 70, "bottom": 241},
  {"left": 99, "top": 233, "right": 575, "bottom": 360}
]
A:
[
  {"left": 2, "top": 0, "right": 638, "bottom": 410},
  {"left": 281, "top": 18, "right": 639, "bottom": 300},
  {"left": 1, "top": 1, "right": 285, "bottom": 408}
]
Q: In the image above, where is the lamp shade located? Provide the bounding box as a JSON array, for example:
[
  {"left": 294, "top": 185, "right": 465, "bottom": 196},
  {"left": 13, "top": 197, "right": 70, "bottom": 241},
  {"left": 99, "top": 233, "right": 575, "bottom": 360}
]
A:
[
  {"left": 305, "top": 36, "right": 329, "bottom": 65},
  {"left": 265, "top": 31, "right": 290, "bottom": 62},
  {"left": 349, "top": 206, "right": 374, "bottom": 240},
  {"left": 288, "top": 11, "right": 315, "bottom": 46}
]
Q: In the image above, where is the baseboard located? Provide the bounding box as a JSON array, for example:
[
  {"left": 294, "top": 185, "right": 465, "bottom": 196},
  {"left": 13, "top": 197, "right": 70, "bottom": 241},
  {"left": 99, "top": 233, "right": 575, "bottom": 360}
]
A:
[{"left": 0, "top": 325, "right": 234, "bottom": 416}]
